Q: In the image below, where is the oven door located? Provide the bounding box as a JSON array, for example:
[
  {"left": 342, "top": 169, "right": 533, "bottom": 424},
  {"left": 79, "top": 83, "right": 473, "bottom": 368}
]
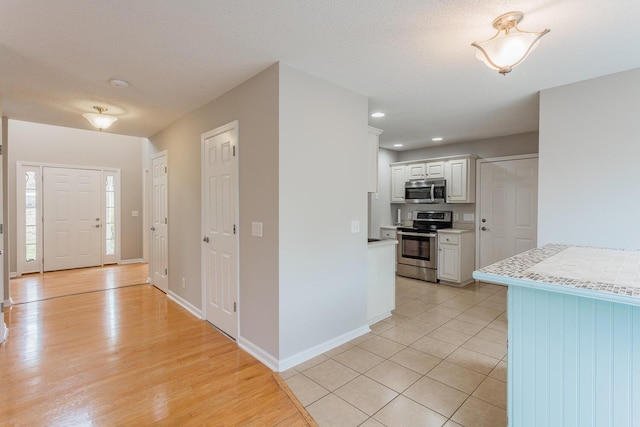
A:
[{"left": 397, "top": 231, "right": 437, "bottom": 268}]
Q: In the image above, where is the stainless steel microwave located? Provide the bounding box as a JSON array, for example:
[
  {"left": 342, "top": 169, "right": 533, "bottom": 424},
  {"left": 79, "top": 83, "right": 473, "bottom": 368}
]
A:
[{"left": 405, "top": 179, "right": 446, "bottom": 203}]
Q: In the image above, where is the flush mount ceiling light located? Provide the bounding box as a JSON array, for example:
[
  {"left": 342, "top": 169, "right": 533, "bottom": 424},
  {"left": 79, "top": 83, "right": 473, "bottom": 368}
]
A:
[
  {"left": 472, "top": 11, "right": 550, "bottom": 75},
  {"left": 82, "top": 106, "right": 118, "bottom": 131}
]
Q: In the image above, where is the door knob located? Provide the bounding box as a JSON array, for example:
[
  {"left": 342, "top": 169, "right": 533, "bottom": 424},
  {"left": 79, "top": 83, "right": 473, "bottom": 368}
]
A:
[
  {"left": 203, "top": 236, "right": 210, "bottom": 243},
  {"left": 481, "top": 218, "right": 487, "bottom": 223},
  {"left": 150, "top": 226, "right": 156, "bottom": 231},
  {"left": 481, "top": 226, "right": 490, "bottom": 231},
  {"left": 95, "top": 224, "right": 101, "bottom": 228}
]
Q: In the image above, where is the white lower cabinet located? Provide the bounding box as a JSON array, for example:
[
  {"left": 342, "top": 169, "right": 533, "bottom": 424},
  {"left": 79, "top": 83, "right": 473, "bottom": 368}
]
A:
[{"left": 437, "top": 230, "right": 475, "bottom": 286}]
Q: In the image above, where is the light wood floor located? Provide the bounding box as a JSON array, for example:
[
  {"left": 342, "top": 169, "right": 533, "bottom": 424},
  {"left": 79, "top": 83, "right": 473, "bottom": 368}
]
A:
[
  {"left": 1, "top": 270, "right": 313, "bottom": 425},
  {"left": 10, "top": 263, "right": 150, "bottom": 304}
]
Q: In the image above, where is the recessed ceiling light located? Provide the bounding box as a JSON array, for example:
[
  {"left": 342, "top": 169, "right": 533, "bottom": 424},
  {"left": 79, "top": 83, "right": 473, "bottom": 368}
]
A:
[
  {"left": 393, "top": 144, "right": 403, "bottom": 147},
  {"left": 110, "top": 78, "right": 130, "bottom": 88},
  {"left": 371, "top": 112, "right": 385, "bottom": 118},
  {"left": 432, "top": 137, "right": 443, "bottom": 142}
]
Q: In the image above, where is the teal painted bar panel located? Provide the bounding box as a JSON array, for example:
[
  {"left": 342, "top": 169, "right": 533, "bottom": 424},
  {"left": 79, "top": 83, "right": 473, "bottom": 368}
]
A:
[{"left": 509, "top": 286, "right": 640, "bottom": 427}]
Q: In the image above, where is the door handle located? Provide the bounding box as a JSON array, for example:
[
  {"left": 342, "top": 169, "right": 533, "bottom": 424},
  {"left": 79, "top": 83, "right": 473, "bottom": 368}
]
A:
[
  {"left": 481, "top": 226, "right": 490, "bottom": 231},
  {"left": 203, "top": 236, "right": 210, "bottom": 243},
  {"left": 150, "top": 226, "right": 156, "bottom": 231},
  {"left": 95, "top": 224, "right": 101, "bottom": 228}
]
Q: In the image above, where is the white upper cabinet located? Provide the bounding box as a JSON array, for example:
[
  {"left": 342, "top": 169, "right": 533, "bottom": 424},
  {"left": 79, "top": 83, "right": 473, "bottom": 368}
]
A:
[
  {"left": 425, "top": 161, "right": 445, "bottom": 178},
  {"left": 391, "top": 165, "right": 406, "bottom": 203},
  {"left": 445, "top": 157, "right": 476, "bottom": 203},
  {"left": 405, "top": 163, "right": 426, "bottom": 181},
  {"left": 367, "top": 127, "right": 383, "bottom": 193}
]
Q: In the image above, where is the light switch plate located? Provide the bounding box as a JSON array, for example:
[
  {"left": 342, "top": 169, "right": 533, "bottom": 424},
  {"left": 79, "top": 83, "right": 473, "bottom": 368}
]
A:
[
  {"left": 251, "top": 221, "right": 263, "bottom": 237},
  {"left": 131, "top": 210, "right": 139, "bottom": 217},
  {"left": 463, "top": 213, "right": 475, "bottom": 221},
  {"left": 351, "top": 220, "right": 360, "bottom": 233}
]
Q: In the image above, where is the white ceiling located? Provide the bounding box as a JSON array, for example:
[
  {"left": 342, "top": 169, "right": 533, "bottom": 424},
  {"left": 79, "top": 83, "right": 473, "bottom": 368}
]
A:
[{"left": 1, "top": 1, "right": 639, "bottom": 150}]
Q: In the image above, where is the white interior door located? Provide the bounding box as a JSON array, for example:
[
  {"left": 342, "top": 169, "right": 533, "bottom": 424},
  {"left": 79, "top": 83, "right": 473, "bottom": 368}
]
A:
[
  {"left": 43, "top": 167, "right": 102, "bottom": 271},
  {"left": 478, "top": 157, "right": 538, "bottom": 268},
  {"left": 202, "top": 122, "right": 238, "bottom": 339},
  {"left": 151, "top": 153, "right": 168, "bottom": 293}
]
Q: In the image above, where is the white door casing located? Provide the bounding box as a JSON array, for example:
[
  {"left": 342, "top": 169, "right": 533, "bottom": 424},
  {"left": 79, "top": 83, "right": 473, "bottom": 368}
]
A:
[
  {"left": 43, "top": 167, "right": 102, "bottom": 271},
  {"left": 150, "top": 152, "right": 168, "bottom": 293},
  {"left": 201, "top": 121, "right": 239, "bottom": 340},
  {"left": 477, "top": 155, "right": 538, "bottom": 268}
]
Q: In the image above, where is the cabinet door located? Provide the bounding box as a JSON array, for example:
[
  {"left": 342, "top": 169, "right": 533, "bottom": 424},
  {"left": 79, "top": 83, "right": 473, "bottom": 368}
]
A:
[
  {"left": 405, "top": 163, "right": 426, "bottom": 181},
  {"left": 391, "top": 166, "right": 406, "bottom": 203},
  {"left": 438, "top": 243, "right": 460, "bottom": 282},
  {"left": 445, "top": 159, "right": 468, "bottom": 202},
  {"left": 367, "top": 127, "right": 382, "bottom": 193},
  {"left": 425, "top": 161, "right": 445, "bottom": 178}
]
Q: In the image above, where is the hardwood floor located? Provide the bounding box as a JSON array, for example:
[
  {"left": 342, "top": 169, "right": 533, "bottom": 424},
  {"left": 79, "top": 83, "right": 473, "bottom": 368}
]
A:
[
  {"left": 1, "top": 278, "right": 313, "bottom": 425},
  {"left": 10, "top": 263, "right": 150, "bottom": 304}
]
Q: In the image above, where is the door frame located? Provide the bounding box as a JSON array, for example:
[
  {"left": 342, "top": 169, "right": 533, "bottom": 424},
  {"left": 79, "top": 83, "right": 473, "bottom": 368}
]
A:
[
  {"left": 149, "top": 151, "right": 169, "bottom": 293},
  {"left": 15, "top": 161, "right": 121, "bottom": 276},
  {"left": 200, "top": 120, "right": 239, "bottom": 336},
  {"left": 475, "top": 153, "right": 539, "bottom": 269}
]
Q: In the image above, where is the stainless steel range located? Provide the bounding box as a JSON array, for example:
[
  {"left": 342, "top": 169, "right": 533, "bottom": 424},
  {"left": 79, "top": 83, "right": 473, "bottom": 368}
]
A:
[{"left": 396, "top": 210, "right": 452, "bottom": 282}]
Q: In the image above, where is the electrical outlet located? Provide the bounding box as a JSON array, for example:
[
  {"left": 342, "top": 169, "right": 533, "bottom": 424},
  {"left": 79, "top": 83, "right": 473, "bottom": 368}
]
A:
[
  {"left": 181, "top": 278, "right": 186, "bottom": 289},
  {"left": 453, "top": 213, "right": 459, "bottom": 221},
  {"left": 463, "top": 213, "right": 475, "bottom": 221},
  {"left": 351, "top": 220, "right": 360, "bottom": 233},
  {"left": 251, "top": 221, "right": 263, "bottom": 237},
  {"left": 407, "top": 212, "right": 412, "bottom": 219}
]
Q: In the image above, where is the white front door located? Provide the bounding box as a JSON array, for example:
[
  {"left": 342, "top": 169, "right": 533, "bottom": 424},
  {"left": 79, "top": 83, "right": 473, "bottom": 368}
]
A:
[
  {"left": 43, "top": 167, "right": 102, "bottom": 271},
  {"left": 202, "top": 122, "right": 238, "bottom": 339},
  {"left": 150, "top": 153, "right": 168, "bottom": 293},
  {"left": 478, "top": 156, "right": 538, "bottom": 268}
]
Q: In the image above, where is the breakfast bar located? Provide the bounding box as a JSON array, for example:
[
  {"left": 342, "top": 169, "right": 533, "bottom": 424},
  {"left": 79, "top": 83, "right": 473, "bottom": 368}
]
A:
[{"left": 473, "top": 244, "right": 640, "bottom": 427}]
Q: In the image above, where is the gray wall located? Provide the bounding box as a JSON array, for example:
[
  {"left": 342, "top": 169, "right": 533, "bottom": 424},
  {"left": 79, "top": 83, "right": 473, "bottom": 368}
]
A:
[
  {"left": 539, "top": 68, "right": 640, "bottom": 249},
  {"left": 7, "top": 120, "right": 145, "bottom": 273},
  {"left": 148, "top": 62, "right": 369, "bottom": 364},
  {"left": 369, "top": 148, "right": 398, "bottom": 237}
]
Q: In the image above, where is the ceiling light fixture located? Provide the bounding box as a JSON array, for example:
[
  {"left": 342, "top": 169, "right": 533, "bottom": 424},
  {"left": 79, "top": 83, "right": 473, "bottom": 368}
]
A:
[
  {"left": 393, "top": 143, "right": 403, "bottom": 147},
  {"left": 472, "top": 11, "right": 549, "bottom": 75},
  {"left": 432, "top": 137, "right": 443, "bottom": 142},
  {"left": 82, "top": 106, "right": 118, "bottom": 131},
  {"left": 371, "top": 112, "right": 385, "bottom": 118},
  {"left": 110, "top": 78, "right": 130, "bottom": 88}
]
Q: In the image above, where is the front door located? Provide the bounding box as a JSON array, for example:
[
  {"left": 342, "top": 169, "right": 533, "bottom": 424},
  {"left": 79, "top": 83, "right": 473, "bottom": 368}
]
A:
[
  {"left": 478, "top": 156, "right": 538, "bottom": 268},
  {"left": 202, "top": 122, "right": 238, "bottom": 339},
  {"left": 43, "top": 167, "right": 102, "bottom": 271},
  {"left": 150, "top": 153, "right": 168, "bottom": 293}
]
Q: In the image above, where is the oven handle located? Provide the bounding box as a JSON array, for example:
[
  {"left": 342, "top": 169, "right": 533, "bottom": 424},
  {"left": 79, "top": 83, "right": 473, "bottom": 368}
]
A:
[{"left": 397, "top": 231, "right": 437, "bottom": 238}]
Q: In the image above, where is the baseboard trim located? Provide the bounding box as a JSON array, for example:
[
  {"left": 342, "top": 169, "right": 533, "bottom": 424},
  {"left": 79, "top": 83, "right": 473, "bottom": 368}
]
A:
[
  {"left": 238, "top": 336, "right": 280, "bottom": 372},
  {"left": 119, "top": 258, "right": 145, "bottom": 265},
  {"left": 275, "top": 325, "right": 371, "bottom": 372},
  {"left": 167, "top": 290, "right": 203, "bottom": 319}
]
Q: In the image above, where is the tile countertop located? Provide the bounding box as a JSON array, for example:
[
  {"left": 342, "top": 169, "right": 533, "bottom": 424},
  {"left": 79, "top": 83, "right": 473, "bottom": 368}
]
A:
[{"left": 473, "top": 244, "right": 640, "bottom": 307}]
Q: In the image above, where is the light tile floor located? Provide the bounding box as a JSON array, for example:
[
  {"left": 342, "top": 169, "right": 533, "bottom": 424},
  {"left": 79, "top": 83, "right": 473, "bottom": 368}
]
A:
[{"left": 282, "top": 276, "right": 508, "bottom": 427}]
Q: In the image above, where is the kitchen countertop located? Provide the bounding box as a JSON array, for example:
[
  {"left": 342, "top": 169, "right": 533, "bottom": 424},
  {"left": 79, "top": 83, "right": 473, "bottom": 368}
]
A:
[
  {"left": 473, "top": 244, "right": 640, "bottom": 307},
  {"left": 437, "top": 228, "right": 474, "bottom": 234},
  {"left": 368, "top": 239, "right": 397, "bottom": 248}
]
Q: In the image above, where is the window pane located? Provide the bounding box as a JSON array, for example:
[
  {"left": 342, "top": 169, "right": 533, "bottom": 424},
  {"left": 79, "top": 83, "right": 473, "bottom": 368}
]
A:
[
  {"left": 26, "top": 208, "right": 37, "bottom": 226},
  {"left": 106, "top": 239, "right": 115, "bottom": 255},
  {"left": 106, "top": 176, "right": 114, "bottom": 192},
  {"left": 26, "top": 190, "right": 36, "bottom": 208},
  {"left": 106, "top": 192, "right": 115, "bottom": 208},
  {"left": 26, "top": 245, "right": 36, "bottom": 262},
  {"left": 25, "top": 171, "right": 36, "bottom": 190},
  {"left": 106, "top": 224, "right": 115, "bottom": 240},
  {"left": 26, "top": 226, "right": 36, "bottom": 245},
  {"left": 106, "top": 207, "right": 115, "bottom": 224}
]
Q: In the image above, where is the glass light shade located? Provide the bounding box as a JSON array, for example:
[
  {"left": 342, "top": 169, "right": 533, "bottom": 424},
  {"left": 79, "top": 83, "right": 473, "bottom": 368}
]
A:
[
  {"left": 474, "top": 32, "right": 542, "bottom": 73},
  {"left": 83, "top": 112, "right": 118, "bottom": 130}
]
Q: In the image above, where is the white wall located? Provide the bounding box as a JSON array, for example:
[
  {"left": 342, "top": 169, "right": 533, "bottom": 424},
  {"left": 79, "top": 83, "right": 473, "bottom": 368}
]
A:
[
  {"left": 8, "top": 120, "right": 145, "bottom": 273},
  {"left": 278, "top": 64, "right": 369, "bottom": 360},
  {"left": 538, "top": 68, "right": 640, "bottom": 249}
]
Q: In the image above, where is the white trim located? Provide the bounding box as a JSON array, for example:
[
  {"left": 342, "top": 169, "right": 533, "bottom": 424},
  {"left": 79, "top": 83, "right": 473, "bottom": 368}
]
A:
[
  {"left": 239, "top": 325, "right": 372, "bottom": 373},
  {"left": 475, "top": 153, "right": 539, "bottom": 268},
  {"left": 10, "top": 272, "right": 18, "bottom": 279},
  {"left": 166, "top": 290, "right": 203, "bottom": 319},
  {"left": 119, "top": 258, "right": 145, "bottom": 265},
  {"left": 200, "top": 121, "right": 240, "bottom": 339},
  {"left": 238, "top": 336, "right": 280, "bottom": 372}
]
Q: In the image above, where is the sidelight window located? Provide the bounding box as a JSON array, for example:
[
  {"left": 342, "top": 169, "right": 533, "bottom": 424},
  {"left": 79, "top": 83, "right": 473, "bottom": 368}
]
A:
[{"left": 25, "top": 171, "right": 37, "bottom": 262}]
